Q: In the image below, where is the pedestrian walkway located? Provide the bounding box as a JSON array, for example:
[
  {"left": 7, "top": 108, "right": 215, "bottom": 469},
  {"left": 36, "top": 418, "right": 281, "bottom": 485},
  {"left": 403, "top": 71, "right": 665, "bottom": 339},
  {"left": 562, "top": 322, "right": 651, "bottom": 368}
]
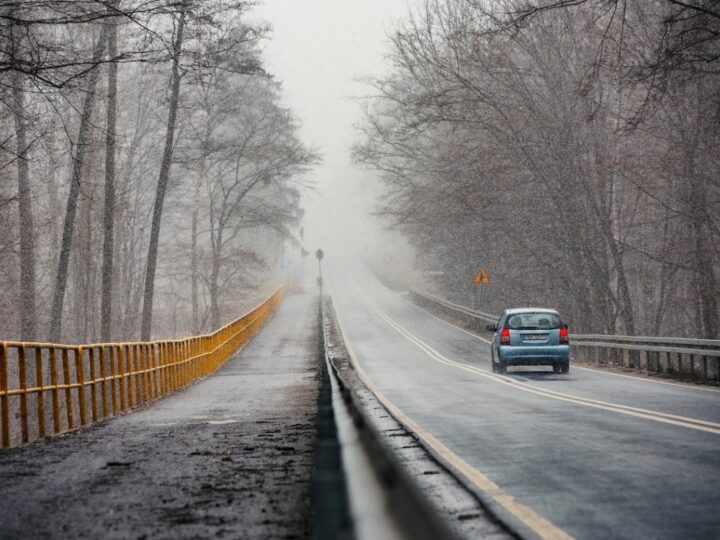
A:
[{"left": 0, "top": 290, "right": 320, "bottom": 539}]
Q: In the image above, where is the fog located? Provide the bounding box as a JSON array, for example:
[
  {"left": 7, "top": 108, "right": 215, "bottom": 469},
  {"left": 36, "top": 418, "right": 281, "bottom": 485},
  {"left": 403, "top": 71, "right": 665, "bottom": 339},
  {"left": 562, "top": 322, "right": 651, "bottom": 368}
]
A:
[{"left": 253, "top": 0, "right": 415, "bottom": 264}]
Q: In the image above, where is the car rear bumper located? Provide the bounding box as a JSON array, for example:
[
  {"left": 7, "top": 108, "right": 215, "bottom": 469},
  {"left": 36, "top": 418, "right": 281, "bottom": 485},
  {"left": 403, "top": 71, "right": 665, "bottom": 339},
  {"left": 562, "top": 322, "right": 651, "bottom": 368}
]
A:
[{"left": 499, "top": 345, "right": 569, "bottom": 364}]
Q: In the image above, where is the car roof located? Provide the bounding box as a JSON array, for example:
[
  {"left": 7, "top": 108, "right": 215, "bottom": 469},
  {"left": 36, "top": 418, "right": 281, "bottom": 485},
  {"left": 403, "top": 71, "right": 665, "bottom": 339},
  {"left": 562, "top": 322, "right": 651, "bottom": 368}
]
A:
[{"left": 504, "top": 307, "right": 560, "bottom": 315}]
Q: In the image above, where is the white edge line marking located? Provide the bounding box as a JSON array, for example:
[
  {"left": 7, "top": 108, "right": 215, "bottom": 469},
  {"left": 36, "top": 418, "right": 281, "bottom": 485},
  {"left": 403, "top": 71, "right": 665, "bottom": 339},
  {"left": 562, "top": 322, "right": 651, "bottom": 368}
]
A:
[
  {"left": 571, "top": 364, "right": 720, "bottom": 393},
  {"left": 327, "top": 281, "right": 574, "bottom": 540},
  {"left": 397, "top": 289, "right": 720, "bottom": 394},
  {"left": 357, "top": 285, "right": 720, "bottom": 436}
]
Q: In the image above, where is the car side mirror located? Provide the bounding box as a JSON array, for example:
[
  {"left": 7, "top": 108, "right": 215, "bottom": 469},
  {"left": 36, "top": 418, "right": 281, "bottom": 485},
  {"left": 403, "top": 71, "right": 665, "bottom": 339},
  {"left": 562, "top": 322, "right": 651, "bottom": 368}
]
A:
[{"left": 486, "top": 324, "right": 498, "bottom": 332}]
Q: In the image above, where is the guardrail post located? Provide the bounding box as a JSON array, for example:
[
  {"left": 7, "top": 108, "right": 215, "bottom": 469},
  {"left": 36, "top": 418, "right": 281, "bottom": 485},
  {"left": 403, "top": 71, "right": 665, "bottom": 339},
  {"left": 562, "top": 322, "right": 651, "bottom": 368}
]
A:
[
  {"left": 132, "top": 345, "right": 140, "bottom": 407},
  {"left": 136, "top": 345, "right": 143, "bottom": 404},
  {"left": 62, "top": 349, "right": 73, "bottom": 431},
  {"left": 88, "top": 347, "right": 98, "bottom": 422},
  {"left": 49, "top": 349, "right": 60, "bottom": 434},
  {"left": 689, "top": 354, "right": 695, "bottom": 378},
  {"left": 160, "top": 343, "right": 168, "bottom": 396},
  {"left": 145, "top": 344, "right": 152, "bottom": 400},
  {"left": 143, "top": 344, "right": 149, "bottom": 401},
  {"left": 118, "top": 346, "right": 126, "bottom": 413},
  {"left": 18, "top": 345, "right": 29, "bottom": 444},
  {"left": 1, "top": 343, "right": 10, "bottom": 448},
  {"left": 153, "top": 344, "right": 160, "bottom": 398},
  {"left": 34, "top": 348, "right": 45, "bottom": 439},
  {"left": 99, "top": 346, "right": 108, "bottom": 417},
  {"left": 172, "top": 341, "right": 178, "bottom": 390},
  {"left": 187, "top": 338, "right": 193, "bottom": 386},
  {"left": 110, "top": 346, "right": 118, "bottom": 416},
  {"left": 150, "top": 343, "right": 157, "bottom": 400},
  {"left": 75, "top": 346, "right": 87, "bottom": 426}
]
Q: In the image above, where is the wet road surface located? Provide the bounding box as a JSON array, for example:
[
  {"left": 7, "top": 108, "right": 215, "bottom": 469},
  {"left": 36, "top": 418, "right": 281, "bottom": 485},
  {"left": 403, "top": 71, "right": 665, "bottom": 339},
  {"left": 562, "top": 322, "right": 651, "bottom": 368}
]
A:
[{"left": 328, "top": 265, "right": 720, "bottom": 540}]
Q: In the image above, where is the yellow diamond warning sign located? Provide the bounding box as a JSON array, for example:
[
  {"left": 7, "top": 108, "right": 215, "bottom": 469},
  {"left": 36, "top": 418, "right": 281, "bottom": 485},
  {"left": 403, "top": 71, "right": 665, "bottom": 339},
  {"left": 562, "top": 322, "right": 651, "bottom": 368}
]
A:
[{"left": 472, "top": 268, "right": 491, "bottom": 285}]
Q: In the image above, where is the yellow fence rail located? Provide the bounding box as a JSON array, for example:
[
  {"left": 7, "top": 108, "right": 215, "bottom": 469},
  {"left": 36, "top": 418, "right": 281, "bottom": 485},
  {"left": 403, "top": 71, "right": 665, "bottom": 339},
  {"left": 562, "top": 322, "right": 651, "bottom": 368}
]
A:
[{"left": 0, "top": 287, "right": 283, "bottom": 449}]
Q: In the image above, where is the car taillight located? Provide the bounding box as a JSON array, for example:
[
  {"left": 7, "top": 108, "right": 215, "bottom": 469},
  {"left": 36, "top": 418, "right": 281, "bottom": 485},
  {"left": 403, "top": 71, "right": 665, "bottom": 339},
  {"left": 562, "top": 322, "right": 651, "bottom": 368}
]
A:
[
  {"left": 559, "top": 327, "right": 569, "bottom": 345},
  {"left": 500, "top": 328, "right": 510, "bottom": 345}
]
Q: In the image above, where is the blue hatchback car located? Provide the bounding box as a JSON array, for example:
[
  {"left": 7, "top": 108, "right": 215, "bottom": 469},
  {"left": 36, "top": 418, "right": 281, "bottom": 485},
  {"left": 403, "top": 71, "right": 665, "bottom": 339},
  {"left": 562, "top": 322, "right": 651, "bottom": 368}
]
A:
[{"left": 487, "top": 308, "right": 570, "bottom": 374}]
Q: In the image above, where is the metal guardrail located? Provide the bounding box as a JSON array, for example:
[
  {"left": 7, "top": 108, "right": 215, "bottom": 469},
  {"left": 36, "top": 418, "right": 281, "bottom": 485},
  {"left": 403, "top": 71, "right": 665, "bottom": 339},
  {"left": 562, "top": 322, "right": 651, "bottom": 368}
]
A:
[
  {"left": 0, "top": 288, "right": 284, "bottom": 448},
  {"left": 410, "top": 289, "right": 497, "bottom": 322},
  {"left": 321, "top": 296, "right": 457, "bottom": 540},
  {"left": 409, "top": 288, "right": 720, "bottom": 381}
]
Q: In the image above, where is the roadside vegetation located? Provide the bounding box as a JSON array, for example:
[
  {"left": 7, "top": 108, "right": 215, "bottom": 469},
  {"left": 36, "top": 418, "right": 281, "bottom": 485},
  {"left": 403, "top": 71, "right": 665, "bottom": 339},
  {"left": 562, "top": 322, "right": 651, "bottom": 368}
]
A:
[
  {"left": 0, "top": 0, "right": 318, "bottom": 342},
  {"left": 355, "top": 0, "right": 720, "bottom": 338}
]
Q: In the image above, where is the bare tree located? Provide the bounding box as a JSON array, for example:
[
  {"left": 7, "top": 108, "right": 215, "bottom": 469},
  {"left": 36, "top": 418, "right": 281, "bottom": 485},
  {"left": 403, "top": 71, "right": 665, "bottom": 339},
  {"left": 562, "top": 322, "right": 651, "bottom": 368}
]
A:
[
  {"left": 101, "top": 0, "right": 121, "bottom": 341},
  {"left": 140, "top": 7, "right": 186, "bottom": 340},
  {"left": 355, "top": 0, "right": 719, "bottom": 336},
  {"left": 49, "top": 25, "right": 109, "bottom": 341},
  {"left": 11, "top": 69, "right": 36, "bottom": 340}
]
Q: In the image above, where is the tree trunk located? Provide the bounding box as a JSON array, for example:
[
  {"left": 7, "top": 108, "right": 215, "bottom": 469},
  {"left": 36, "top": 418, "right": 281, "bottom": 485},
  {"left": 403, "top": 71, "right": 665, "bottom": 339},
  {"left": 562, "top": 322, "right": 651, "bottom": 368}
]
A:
[
  {"left": 12, "top": 71, "right": 37, "bottom": 341},
  {"left": 692, "top": 192, "right": 719, "bottom": 338},
  {"left": 100, "top": 1, "right": 120, "bottom": 341},
  {"left": 191, "top": 188, "right": 200, "bottom": 333},
  {"left": 140, "top": 10, "right": 186, "bottom": 340},
  {"left": 49, "top": 27, "right": 108, "bottom": 342},
  {"left": 209, "top": 231, "right": 222, "bottom": 330}
]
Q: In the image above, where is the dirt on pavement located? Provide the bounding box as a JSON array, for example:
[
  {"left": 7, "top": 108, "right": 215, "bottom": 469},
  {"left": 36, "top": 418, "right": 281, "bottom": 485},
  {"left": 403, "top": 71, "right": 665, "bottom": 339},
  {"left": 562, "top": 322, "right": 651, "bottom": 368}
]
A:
[{"left": 0, "top": 289, "right": 321, "bottom": 540}]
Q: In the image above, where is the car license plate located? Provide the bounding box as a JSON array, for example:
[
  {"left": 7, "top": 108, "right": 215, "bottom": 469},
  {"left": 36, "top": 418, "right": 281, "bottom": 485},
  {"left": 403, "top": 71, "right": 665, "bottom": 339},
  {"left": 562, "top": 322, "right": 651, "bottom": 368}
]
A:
[{"left": 523, "top": 334, "right": 548, "bottom": 340}]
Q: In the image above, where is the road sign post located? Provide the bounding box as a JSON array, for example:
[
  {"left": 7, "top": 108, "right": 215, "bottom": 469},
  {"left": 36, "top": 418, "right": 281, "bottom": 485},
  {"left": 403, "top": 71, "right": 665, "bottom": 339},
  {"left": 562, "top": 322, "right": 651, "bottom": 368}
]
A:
[
  {"left": 316, "top": 249, "right": 324, "bottom": 292},
  {"left": 471, "top": 267, "right": 490, "bottom": 310}
]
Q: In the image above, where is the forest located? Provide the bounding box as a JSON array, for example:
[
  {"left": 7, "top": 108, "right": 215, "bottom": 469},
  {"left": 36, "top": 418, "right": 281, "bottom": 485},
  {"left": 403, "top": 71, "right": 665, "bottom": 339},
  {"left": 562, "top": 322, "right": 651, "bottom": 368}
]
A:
[
  {"left": 1, "top": 0, "right": 317, "bottom": 343},
  {"left": 355, "top": 0, "right": 720, "bottom": 338}
]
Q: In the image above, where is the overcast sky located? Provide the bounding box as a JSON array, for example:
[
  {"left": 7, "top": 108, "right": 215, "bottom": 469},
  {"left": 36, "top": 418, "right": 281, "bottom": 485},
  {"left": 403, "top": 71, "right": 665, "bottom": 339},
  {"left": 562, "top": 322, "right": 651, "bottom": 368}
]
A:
[{"left": 252, "top": 0, "right": 412, "bottom": 257}]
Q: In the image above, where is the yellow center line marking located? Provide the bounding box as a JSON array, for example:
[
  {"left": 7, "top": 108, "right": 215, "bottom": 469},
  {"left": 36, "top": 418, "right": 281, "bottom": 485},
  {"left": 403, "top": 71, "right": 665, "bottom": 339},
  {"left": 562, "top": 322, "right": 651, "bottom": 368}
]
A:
[
  {"left": 329, "top": 284, "right": 574, "bottom": 540},
  {"left": 351, "top": 281, "right": 720, "bottom": 435},
  {"left": 397, "top": 293, "right": 493, "bottom": 344}
]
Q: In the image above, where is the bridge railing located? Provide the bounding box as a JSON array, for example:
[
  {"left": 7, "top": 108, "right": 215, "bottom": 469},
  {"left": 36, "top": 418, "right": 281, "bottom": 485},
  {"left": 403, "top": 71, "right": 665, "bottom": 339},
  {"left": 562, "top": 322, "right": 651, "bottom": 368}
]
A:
[
  {"left": 409, "top": 288, "right": 720, "bottom": 381},
  {"left": 0, "top": 287, "right": 283, "bottom": 449}
]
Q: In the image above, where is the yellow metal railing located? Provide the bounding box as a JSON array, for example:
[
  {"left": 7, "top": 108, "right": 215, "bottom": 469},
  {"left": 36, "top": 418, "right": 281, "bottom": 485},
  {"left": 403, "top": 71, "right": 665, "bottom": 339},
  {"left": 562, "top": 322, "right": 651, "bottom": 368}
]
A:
[{"left": 0, "top": 287, "right": 283, "bottom": 448}]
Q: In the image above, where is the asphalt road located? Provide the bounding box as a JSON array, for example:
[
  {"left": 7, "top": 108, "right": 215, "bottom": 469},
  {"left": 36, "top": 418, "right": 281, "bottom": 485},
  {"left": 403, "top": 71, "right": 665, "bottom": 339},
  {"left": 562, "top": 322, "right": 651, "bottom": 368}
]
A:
[
  {"left": 0, "top": 289, "right": 320, "bottom": 540},
  {"left": 328, "top": 265, "right": 720, "bottom": 540}
]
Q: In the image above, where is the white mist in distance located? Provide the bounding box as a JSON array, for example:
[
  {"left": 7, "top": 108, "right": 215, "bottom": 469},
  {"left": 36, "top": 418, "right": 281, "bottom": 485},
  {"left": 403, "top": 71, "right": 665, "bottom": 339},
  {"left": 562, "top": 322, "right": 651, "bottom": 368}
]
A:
[{"left": 254, "top": 0, "right": 418, "bottom": 277}]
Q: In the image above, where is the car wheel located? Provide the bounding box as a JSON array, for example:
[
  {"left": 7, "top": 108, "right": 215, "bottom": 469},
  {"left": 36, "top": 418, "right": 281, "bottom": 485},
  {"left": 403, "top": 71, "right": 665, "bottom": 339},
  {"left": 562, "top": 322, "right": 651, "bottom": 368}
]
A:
[
  {"left": 498, "top": 360, "right": 508, "bottom": 374},
  {"left": 491, "top": 352, "right": 497, "bottom": 372},
  {"left": 561, "top": 361, "right": 570, "bottom": 374},
  {"left": 553, "top": 363, "right": 562, "bottom": 374}
]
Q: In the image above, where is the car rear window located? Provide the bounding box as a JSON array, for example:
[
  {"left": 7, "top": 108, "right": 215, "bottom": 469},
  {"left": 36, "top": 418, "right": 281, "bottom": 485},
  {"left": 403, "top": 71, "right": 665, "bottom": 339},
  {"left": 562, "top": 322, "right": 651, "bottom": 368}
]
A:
[{"left": 506, "top": 312, "right": 561, "bottom": 330}]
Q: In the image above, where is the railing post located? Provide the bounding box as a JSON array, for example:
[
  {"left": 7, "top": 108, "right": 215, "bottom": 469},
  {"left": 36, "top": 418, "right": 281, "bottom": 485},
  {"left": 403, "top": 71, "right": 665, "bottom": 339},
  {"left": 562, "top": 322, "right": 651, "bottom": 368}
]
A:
[
  {"left": 169, "top": 342, "right": 175, "bottom": 391},
  {"left": 49, "top": 348, "right": 61, "bottom": 434},
  {"left": 141, "top": 344, "right": 149, "bottom": 404},
  {"left": 18, "top": 344, "right": 29, "bottom": 444},
  {"left": 62, "top": 349, "right": 73, "bottom": 431},
  {"left": 690, "top": 354, "right": 695, "bottom": 378},
  {"left": 110, "top": 346, "right": 118, "bottom": 416},
  {"left": 75, "top": 346, "right": 87, "bottom": 426},
  {"left": 118, "top": 345, "right": 127, "bottom": 412},
  {"left": 133, "top": 344, "right": 141, "bottom": 406},
  {"left": 150, "top": 343, "right": 157, "bottom": 400},
  {"left": 1, "top": 343, "right": 10, "bottom": 448},
  {"left": 88, "top": 347, "right": 98, "bottom": 422},
  {"left": 99, "top": 346, "right": 108, "bottom": 417},
  {"left": 34, "top": 348, "right": 45, "bottom": 439}
]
